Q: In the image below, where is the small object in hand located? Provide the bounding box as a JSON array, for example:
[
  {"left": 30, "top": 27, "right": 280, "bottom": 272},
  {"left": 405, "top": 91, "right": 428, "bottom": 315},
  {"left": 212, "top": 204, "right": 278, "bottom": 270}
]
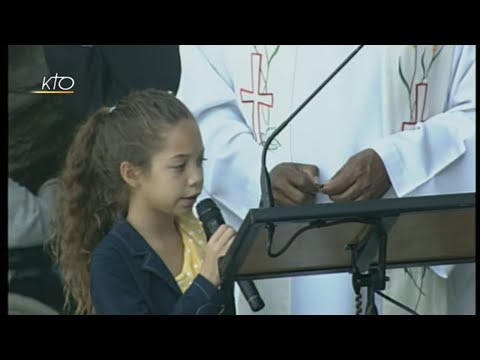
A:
[{"left": 313, "top": 176, "right": 324, "bottom": 192}]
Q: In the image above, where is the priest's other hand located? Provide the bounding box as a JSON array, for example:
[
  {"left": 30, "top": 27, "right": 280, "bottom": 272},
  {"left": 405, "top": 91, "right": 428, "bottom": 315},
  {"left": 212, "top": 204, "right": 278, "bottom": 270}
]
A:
[
  {"left": 321, "top": 149, "right": 391, "bottom": 202},
  {"left": 270, "top": 162, "right": 320, "bottom": 206}
]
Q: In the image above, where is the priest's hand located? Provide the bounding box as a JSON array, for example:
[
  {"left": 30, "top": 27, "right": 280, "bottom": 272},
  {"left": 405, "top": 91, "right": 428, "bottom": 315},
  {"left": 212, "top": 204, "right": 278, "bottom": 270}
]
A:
[
  {"left": 270, "top": 162, "right": 320, "bottom": 206},
  {"left": 321, "top": 149, "right": 391, "bottom": 202}
]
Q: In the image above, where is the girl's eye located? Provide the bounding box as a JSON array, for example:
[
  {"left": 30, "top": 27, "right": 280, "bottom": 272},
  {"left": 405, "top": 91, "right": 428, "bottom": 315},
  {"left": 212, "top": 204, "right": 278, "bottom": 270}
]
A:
[{"left": 172, "top": 163, "right": 186, "bottom": 171}]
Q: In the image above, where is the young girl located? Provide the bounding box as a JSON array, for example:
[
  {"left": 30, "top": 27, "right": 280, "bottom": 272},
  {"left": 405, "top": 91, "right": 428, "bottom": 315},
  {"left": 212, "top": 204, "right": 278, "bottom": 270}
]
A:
[{"left": 51, "top": 89, "right": 236, "bottom": 315}]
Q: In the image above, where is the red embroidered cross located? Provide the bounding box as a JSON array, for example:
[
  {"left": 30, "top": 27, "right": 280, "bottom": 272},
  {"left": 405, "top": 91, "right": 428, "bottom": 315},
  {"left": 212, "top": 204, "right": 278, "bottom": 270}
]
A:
[
  {"left": 240, "top": 53, "right": 274, "bottom": 143},
  {"left": 401, "top": 83, "right": 428, "bottom": 131}
]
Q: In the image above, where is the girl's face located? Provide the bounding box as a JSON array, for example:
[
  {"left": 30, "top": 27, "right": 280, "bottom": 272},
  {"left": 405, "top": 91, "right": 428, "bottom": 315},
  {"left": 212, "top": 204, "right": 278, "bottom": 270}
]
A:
[{"left": 137, "top": 118, "right": 205, "bottom": 216}]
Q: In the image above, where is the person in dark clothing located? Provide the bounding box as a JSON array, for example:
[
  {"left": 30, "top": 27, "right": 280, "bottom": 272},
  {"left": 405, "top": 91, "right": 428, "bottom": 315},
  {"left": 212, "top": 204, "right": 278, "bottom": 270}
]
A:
[{"left": 42, "top": 45, "right": 181, "bottom": 125}]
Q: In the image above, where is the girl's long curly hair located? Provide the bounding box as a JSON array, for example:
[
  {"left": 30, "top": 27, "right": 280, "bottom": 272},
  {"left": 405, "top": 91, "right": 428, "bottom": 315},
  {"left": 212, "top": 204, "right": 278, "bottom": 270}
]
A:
[{"left": 50, "top": 89, "right": 194, "bottom": 314}]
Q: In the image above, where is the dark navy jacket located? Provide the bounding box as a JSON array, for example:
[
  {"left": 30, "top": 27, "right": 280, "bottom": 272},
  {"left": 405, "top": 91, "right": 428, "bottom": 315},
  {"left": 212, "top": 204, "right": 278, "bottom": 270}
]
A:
[{"left": 90, "top": 219, "right": 235, "bottom": 315}]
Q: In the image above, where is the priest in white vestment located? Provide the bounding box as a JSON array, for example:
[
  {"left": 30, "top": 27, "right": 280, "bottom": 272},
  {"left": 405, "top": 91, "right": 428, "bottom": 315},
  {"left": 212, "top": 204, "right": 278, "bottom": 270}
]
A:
[{"left": 177, "top": 45, "right": 475, "bottom": 315}]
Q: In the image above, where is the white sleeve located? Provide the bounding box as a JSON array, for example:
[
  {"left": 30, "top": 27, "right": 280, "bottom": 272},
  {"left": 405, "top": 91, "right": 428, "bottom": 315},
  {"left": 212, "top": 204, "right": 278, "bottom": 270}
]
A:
[
  {"left": 177, "top": 46, "right": 283, "bottom": 222},
  {"left": 8, "top": 179, "right": 51, "bottom": 249},
  {"left": 371, "top": 45, "right": 476, "bottom": 197}
]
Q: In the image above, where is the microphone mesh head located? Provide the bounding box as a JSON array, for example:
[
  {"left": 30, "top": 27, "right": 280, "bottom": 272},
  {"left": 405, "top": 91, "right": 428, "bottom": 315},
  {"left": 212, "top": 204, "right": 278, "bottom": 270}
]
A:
[
  {"left": 195, "top": 198, "right": 218, "bottom": 217},
  {"left": 196, "top": 198, "right": 224, "bottom": 240}
]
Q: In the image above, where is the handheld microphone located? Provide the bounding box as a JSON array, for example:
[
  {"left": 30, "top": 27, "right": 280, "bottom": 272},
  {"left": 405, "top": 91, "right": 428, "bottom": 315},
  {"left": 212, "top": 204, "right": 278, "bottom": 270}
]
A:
[
  {"left": 196, "top": 198, "right": 265, "bottom": 312},
  {"left": 260, "top": 45, "right": 364, "bottom": 208}
]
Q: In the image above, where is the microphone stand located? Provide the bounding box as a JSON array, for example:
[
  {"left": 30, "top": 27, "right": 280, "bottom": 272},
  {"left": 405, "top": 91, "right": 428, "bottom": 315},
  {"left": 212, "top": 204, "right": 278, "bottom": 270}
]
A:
[
  {"left": 260, "top": 45, "right": 365, "bottom": 208},
  {"left": 347, "top": 219, "right": 389, "bottom": 315},
  {"left": 258, "top": 45, "right": 365, "bottom": 262}
]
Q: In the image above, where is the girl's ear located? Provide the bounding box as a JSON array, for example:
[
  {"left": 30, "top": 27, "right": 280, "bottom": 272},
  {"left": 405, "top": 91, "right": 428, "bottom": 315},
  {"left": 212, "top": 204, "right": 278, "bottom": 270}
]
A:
[{"left": 120, "top": 161, "right": 143, "bottom": 188}]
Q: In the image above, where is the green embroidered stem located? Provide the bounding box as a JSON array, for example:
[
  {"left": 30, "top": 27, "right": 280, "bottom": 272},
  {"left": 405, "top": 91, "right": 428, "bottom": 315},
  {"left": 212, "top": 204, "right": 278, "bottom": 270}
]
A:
[
  {"left": 398, "top": 59, "right": 411, "bottom": 115},
  {"left": 408, "top": 47, "right": 419, "bottom": 120},
  {"left": 399, "top": 45, "right": 445, "bottom": 123},
  {"left": 251, "top": 45, "right": 282, "bottom": 148},
  {"left": 420, "top": 48, "right": 427, "bottom": 80},
  {"left": 267, "top": 45, "right": 280, "bottom": 70},
  {"left": 414, "top": 267, "right": 427, "bottom": 312},
  {"left": 404, "top": 266, "right": 427, "bottom": 314},
  {"left": 426, "top": 45, "right": 444, "bottom": 77}
]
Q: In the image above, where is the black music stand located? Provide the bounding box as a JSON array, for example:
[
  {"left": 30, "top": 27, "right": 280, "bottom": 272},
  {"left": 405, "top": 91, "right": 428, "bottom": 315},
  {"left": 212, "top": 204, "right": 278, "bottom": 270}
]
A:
[{"left": 219, "top": 193, "right": 475, "bottom": 315}]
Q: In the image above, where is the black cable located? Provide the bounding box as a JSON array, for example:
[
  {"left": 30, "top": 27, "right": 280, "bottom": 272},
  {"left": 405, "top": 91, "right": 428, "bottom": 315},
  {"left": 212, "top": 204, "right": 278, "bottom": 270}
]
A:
[
  {"left": 266, "top": 216, "right": 419, "bottom": 316},
  {"left": 267, "top": 221, "right": 322, "bottom": 258},
  {"left": 267, "top": 216, "right": 377, "bottom": 258},
  {"left": 375, "top": 291, "right": 419, "bottom": 315},
  {"left": 355, "top": 293, "right": 363, "bottom": 315}
]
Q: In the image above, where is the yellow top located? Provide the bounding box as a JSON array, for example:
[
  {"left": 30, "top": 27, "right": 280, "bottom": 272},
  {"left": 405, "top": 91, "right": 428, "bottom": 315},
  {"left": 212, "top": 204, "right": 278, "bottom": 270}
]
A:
[{"left": 175, "top": 214, "right": 208, "bottom": 293}]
